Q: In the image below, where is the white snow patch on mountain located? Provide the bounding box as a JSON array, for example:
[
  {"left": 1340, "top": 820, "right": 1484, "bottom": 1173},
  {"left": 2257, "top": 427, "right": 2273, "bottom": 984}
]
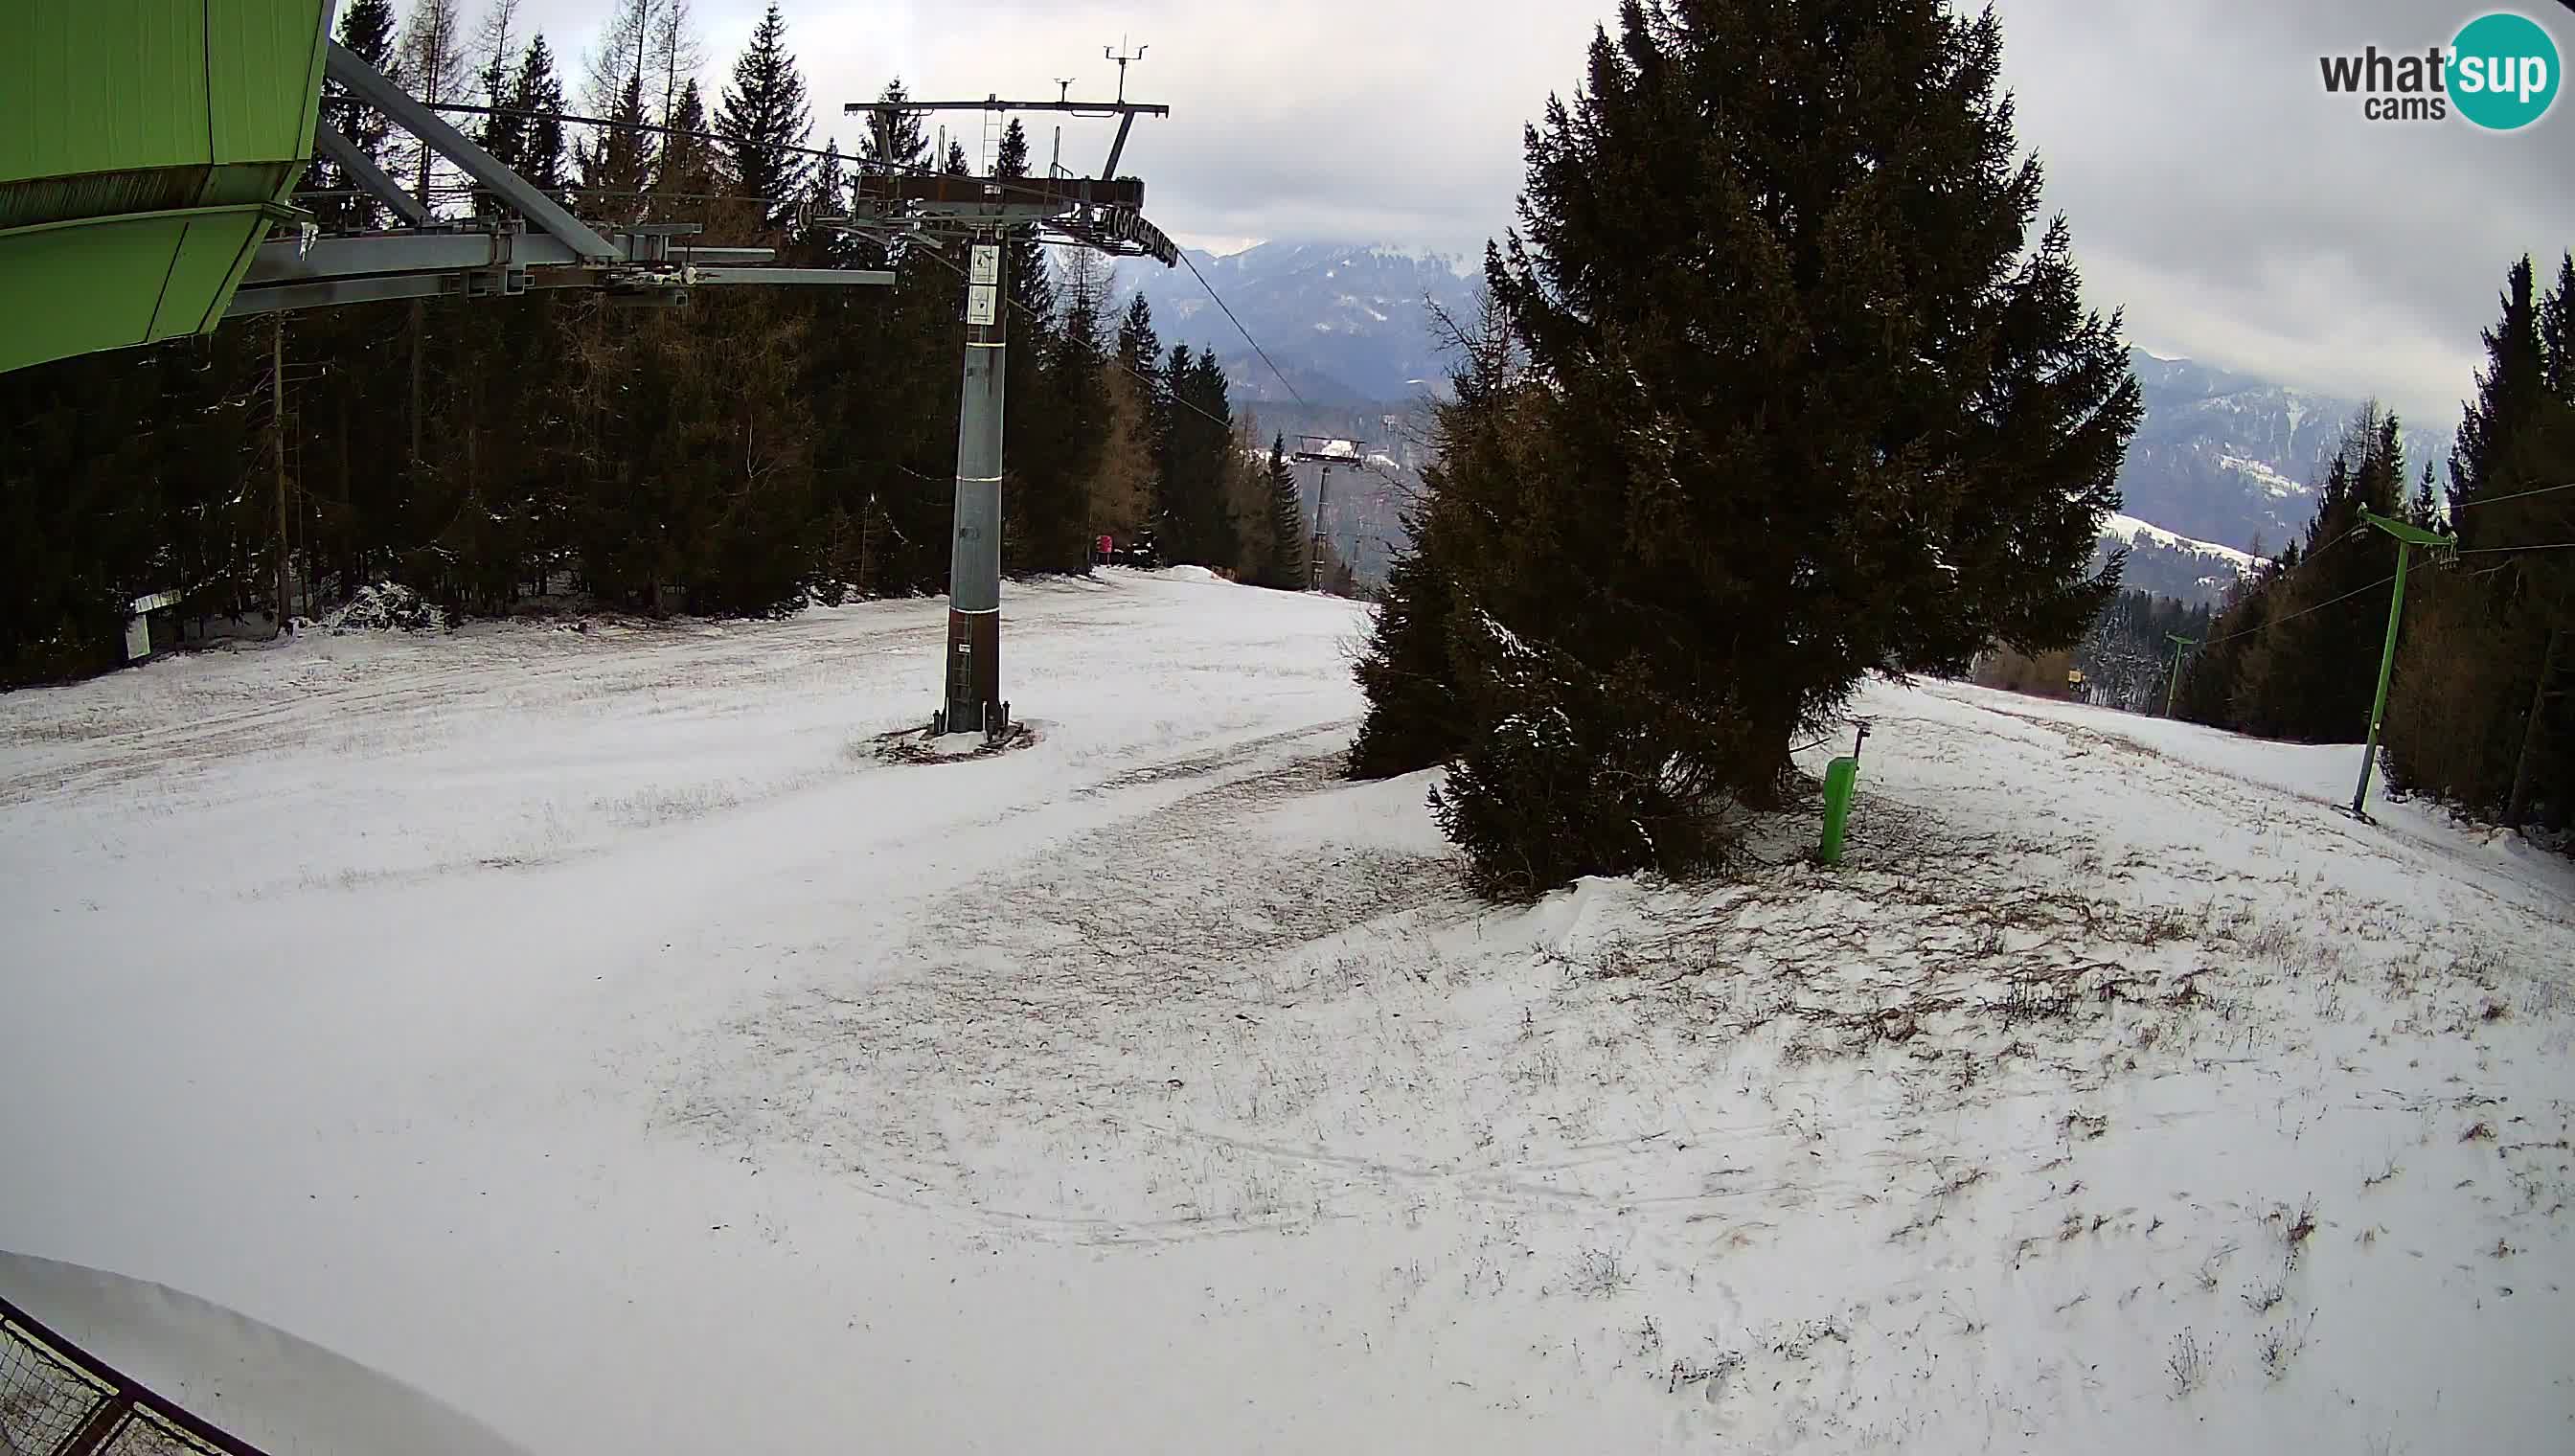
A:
[
  {"left": 2220, "top": 454, "right": 2311, "bottom": 498},
  {"left": 2101, "top": 512, "right": 2263, "bottom": 572}
]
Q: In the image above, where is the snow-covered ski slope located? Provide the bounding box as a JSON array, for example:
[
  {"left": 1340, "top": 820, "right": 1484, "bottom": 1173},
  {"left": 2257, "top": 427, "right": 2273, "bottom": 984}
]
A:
[{"left": 2, "top": 569, "right": 2569, "bottom": 1454}]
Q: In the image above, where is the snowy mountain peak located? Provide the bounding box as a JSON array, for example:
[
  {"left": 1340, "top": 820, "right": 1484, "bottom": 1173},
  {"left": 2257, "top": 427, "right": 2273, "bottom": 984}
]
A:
[
  {"left": 1106, "top": 239, "right": 1481, "bottom": 403},
  {"left": 2119, "top": 347, "right": 2451, "bottom": 557}
]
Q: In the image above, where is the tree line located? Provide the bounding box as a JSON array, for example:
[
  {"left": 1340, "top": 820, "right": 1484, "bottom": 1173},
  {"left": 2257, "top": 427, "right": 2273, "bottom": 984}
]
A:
[
  {"left": 2073, "top": 590, "right": 2217, "bottom": 716},
  {"left": 2174, "top": 254, "right": 2574, "bottom": 831},
  {"left": 0, "top": 0, "right": 1318, "bottom": 686}
]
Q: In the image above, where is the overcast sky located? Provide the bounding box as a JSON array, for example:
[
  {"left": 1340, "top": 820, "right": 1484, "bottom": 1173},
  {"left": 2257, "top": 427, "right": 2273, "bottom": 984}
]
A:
[{"left": 499, "top": 0, "right": 2573, "bottom": 424}]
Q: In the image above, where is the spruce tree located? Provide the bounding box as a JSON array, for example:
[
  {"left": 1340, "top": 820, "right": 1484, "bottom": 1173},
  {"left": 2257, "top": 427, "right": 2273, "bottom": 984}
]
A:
[
  {"left": 1047, "top": 254, "right": 1117, "bottom": 566},
  {"left": 577, "top": 71, "right": 657, "bottom": 223},
  {"left": 2451, "top": 256, "right": 2547, "bottom": 544},
  {"left": 793, "top": 141, "right": 852, "bottom": 264},
  {"left": 861, "top": 80, "right": 929, "bottom": 175},
  {"left": 315, "top": 0, "right": 401, "bottom": 230},
  {"left": 510, "top": 36, "right": 569, "bottom": 197},
  {"left": 1191, "top": 351, "right": 1242, "bottom": 570},
  {"left": 474, "top": 47, "right": 528, "bottom": 173},
  {"left": 2388, "top": 255, "right": 2575, "bottom": 826},
  {"left": 655, "top": 79, "right": 719, "bottom": 205},
  {"left": 1155, "top": 343, "right": 1195, "bottom": 556},
  {"left": 1264, "top": 436, "right": 1308, "bottom": 588},
  {"left": 1116, "top": 294, "right": 1161, "bottom": 380},
  {"left": 715, "top": 3, "right": 813, "bottom": 230},
  {"left": 1348, "top": 290, "right": 1514, "bottom": 779},
  {"left": 1361, "top": 0, "right": 2139, "bottom": 894},
  {"left": 993, "top": 123, "right": 1054, "bottom": 321},
  {"left": 2231, "top": 409, "right": 2406, "bottom": 740},
  {"left": 1152, "top": 346, "right": 1241, "bottom": 567}
]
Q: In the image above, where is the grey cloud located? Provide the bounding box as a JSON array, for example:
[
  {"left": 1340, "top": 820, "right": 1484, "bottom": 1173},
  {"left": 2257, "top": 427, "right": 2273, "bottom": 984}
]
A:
[{"left": 497, "top": 0, "right": 2572, "bottom": 421}]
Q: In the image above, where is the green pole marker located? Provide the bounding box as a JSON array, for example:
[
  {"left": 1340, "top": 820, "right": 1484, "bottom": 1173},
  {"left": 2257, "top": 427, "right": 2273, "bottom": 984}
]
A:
[
  {"left": 1816, "top": 719, "right": 1872, "bottom": 866},
  {"left": 1818, "top": 757, "right": 1859, "bottom": 865},
  {"left": 2165, "top": 634, "right": 2197, "bottom": 717},
  {"left": 2350, "top": 508, "right": 2452, "bottom": 819}
]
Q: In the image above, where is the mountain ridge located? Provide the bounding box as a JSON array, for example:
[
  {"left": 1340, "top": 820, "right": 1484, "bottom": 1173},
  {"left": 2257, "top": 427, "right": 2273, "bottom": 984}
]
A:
[{"left": 1099, "top": 242, "right": 2454, "bottom": 598}]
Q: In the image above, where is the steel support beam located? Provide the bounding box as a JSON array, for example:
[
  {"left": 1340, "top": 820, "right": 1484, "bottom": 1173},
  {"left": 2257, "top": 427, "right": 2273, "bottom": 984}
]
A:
[
  {"left": 244, "top": 229, "right": 877, "bottom": 287},
  {"left": 229, "top": 272, "right": 485, "bottom": 317},
  {"left": 842, "top": 99, "right": 1169, "bottom": 117},
  {"left": 230, "top": 259, "right": 890, "bottom": 320},
  {"left": 855, "top": 174, "right": 1144, "bottom": 212},
  {"left": 1104, "top": 113, "right": 1138, "bottom": 179},
  {"left": 246, "top": 229, "right": 534, "bottom": 283},
  {"left": 689, "top": 266, "right": 896, "bottom": 286},
  {"left": 325, "top": 39, "right": 619, "bottom": 261},
  {"left": 312, "top": 124, "right": 434, "bottom": 228},
  {"left": 616, "top": 244, "right": 779, "bottom": 265}
]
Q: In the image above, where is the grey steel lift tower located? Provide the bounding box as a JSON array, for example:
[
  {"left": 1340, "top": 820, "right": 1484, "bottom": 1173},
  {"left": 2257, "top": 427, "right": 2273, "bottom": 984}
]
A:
[
  {"left": 841, "top": 75, "right": 1179, "bottom": 740},
  {"left": 1289, "top": 438, "right": 1373, "bottom": 591}
]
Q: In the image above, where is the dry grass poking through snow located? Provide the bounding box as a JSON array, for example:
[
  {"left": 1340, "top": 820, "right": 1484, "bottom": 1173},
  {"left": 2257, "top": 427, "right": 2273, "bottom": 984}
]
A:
[
  {"left": 7, "top": 580, "right": 2570, "bottom": 1454},
  {"left": 664, "top": 677, "right": 2575, "bottom": 1452}
]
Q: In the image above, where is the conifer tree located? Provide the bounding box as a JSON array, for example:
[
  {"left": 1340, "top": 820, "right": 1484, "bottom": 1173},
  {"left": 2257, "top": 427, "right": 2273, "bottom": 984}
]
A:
[
  {"left": 1354, "top": 0, "right": 2139, "bottom": 895},
  {"left": 792, "top": 140, "right": 851, "bottom": 264},
  {"left": 2388, "top": 254, "right": 2575, "bottom": 828},
  {"left": 860, "top": 80, "right": 929, "bottom": 174},
  {"left": 654, "top": 79, "right": 718, "bottom": 206},
  {"left": 715, "top": 3, "right": 813, "bottom": 230},
  {"left": 577, "top": 72, "right": 656, "bottom": 223},
  {"left": 1154, "top": 346, "right": 1240, "bottom": 567},
  {"left": 315, "top": 0, "right": 401, "bottom": 230},
  {"left": 1264, "top": 435, "right": 1308, "bottom": 588},
  {"left": 508, "top": 36, "right": 569, "bottom": 197},
  {"left": 2230, "top": 408, "right": 2406, "bottom": 740},
  {"left": 1116, "top": 294, "right": 1160, "bottom": 380},
  {"left": 2451, "top": 256, "right": 2546, "bottom": 543}
]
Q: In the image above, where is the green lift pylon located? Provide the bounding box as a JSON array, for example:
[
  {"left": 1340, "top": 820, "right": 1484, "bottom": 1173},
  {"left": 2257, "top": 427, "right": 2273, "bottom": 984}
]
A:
[
  {"left": 2164, "top": 633, "right": 2197, "bottom": 717},
  {"left": 2348, "top": 508, "right": 2455, "bottom": 819}
]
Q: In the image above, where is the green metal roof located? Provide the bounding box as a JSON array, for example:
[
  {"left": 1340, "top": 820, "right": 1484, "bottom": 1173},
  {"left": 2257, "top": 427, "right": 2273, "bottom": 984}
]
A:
[{"left": 0, "top": 0, "right": 331, "bottom": 375}]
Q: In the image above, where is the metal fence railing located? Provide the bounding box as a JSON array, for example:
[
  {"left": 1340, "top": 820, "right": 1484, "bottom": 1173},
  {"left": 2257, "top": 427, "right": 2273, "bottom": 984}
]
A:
[{"left": 0, "top": 1291, "right": 269, "bottom": 1456}]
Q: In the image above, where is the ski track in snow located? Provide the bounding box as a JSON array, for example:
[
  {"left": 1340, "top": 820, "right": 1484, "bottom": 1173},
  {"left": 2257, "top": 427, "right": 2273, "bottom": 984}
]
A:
[{"left": 3, "top": 569, "right": 2571, "bottom": 1454}]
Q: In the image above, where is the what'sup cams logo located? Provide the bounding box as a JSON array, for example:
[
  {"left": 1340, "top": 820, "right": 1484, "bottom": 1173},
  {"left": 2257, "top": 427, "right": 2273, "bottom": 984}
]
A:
[{"left": 2318, "top": 11, "right": 2562, "bottom": 129}]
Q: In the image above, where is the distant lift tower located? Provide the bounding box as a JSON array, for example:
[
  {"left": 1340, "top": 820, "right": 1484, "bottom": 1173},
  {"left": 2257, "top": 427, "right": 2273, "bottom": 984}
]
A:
[
  {"left": 842, "top": 67, "right": 1179, "bottom": 739},
  {"left": 1290, "top": 438, "right": 1372, "bottom": 590}
]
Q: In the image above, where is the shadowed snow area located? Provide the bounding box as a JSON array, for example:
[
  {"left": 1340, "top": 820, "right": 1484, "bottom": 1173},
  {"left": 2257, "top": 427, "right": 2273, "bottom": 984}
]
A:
[
  {"left": 0, "top": 1250, "right": 530, "bottom": 1455},
  {"left": 3, "top": 568, "right": 2570, "bottom": 1453}
]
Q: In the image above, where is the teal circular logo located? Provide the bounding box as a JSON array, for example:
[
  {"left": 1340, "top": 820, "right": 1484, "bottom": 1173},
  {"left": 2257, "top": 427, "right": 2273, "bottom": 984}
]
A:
[{"left": 2450, "top": 11, "right": 2561, "bottom": 130}]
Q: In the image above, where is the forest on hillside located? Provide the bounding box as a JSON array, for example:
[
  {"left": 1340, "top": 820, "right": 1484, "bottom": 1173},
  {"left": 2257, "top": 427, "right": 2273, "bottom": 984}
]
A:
[
  {"left": 2174, "top": 254, "right": 2575, "bottom": 830},
  {"left": 1341, "top": 0, "right": 2573, "bottom": 897},
  {"left": 0, "top": 0, "right": 1327, "bottom": 686}
]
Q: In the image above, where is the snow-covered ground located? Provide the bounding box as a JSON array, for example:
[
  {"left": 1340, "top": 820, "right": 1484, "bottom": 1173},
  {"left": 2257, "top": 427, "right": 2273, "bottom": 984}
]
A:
[
  {"left": 2100, "top": 512, "right": 2262, "bottom": 574},
  {"left": 3, "top": 570, "right": 2570, "bottom": 1453}
]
